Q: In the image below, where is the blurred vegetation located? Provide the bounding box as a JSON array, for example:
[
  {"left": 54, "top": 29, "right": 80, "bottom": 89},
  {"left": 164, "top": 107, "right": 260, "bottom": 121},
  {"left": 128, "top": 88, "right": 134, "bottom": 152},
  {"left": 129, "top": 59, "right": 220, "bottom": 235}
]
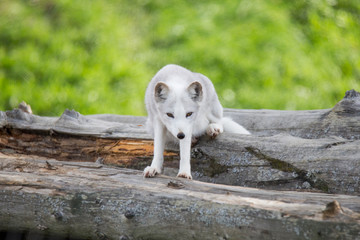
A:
[{"left": 0, "top": 0, "right": 359, "bottom": 116}]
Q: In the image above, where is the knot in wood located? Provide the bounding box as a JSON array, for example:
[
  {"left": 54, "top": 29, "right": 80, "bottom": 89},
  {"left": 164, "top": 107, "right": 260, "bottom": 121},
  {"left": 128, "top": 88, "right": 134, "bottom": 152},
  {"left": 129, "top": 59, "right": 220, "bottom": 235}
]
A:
[
  {"left": 95, "top": 231, "right": 108, "bottom": 240},
  {"left": 53, "top": 211, "right": 63, "bottom": 221},
  {"left": 322, "top": 200, "right": 343, "bottom": 219},
  {"left": 120, "top": 235, "right": 130, "bottom": 240},
  {"left": 124, "top": 210, "right": 135, "bottom": 219},
  {"left": 62, "top": 109, "right": 81, "bottom": 119},
  {"left": 18, "top": 101, "right": 32, "bottom": 114},
  {"left": 167, "top": 181, "right": 185, "bottom": 189},
  {"left": 344, "top": 89, "right": 360, "bottom": 99}
]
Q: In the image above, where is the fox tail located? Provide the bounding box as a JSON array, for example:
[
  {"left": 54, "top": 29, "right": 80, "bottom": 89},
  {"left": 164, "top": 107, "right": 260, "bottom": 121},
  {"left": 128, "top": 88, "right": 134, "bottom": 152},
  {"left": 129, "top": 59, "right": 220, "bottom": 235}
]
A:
[{"left": 222, "top": 117, "right": 251, "bottom": 135}]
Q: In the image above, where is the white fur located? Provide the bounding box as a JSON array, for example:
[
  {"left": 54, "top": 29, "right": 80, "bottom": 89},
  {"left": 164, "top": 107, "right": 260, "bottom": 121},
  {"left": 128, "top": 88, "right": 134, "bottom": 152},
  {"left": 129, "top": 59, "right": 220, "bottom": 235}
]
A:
[
  {"left": 222, "top": 117, "right": 250, "bottom": 134},
  {"left": 143, "top": 64, "right": 250, "bottom": 179}
]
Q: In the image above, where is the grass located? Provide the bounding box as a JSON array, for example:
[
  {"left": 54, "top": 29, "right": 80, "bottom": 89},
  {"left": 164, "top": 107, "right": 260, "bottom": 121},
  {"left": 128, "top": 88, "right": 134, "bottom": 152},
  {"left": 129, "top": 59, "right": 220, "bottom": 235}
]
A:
[{"left": 0, "top": 0, "right": 359, "bottom": 116}]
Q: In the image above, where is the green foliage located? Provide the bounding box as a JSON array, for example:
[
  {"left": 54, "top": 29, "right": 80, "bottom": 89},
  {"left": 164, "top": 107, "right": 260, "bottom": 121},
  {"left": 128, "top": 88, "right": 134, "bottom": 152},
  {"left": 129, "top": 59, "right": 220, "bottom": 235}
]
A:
[{"left": 0, "top": 0, "right": 359, "bottom": 116}]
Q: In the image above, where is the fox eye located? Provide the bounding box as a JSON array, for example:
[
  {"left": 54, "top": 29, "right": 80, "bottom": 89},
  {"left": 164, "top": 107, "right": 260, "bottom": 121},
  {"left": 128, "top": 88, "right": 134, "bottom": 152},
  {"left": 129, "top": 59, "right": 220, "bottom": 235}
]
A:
[
  {"left": 186, "top": 112, "right": 193, "bottom": 118},
  {"left": 166, "top": 113, "right": 174, "bottom": 118}
]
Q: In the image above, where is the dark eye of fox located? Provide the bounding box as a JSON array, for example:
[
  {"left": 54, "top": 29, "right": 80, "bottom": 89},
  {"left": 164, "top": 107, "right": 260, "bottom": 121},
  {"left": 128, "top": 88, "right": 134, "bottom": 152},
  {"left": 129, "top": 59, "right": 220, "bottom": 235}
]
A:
[
  {"left": 166, "top": 113, "right": 174, "bottom": 118},
  {"left": 186, "top": 112, "right": 193, "bottom": 118}
]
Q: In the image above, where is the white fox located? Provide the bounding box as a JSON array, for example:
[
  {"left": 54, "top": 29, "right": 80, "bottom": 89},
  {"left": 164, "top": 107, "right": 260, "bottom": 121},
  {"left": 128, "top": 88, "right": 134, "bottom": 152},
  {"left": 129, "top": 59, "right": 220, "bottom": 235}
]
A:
[{"left": 143, "top": 64, "right": 250, "bottom": 179}]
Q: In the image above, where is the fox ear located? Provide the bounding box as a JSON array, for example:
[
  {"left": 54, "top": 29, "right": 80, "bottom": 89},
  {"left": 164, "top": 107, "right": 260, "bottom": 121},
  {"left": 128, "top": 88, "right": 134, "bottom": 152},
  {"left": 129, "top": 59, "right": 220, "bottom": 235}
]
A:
[
  {"left": 155, "top": 82, "right": 169, "bottom": 102},
  {"left": 187, "top": 81, "right": 203, "bottom": 102}
]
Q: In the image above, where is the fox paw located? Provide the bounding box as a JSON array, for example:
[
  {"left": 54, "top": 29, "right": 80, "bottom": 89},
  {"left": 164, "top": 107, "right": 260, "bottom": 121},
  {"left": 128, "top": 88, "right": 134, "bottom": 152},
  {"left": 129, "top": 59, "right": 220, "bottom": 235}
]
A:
[
  {"left": 206, "top": 123, "right": 223, "bottom": 139},
  {"left": 177, "top": 172, "right": 192, "bottom": 180},
  {"left": 191, "top": 136, "right": 199, "bottom": 147},
  {"left": 143, "top": 166, "right": 161, "bottom": 178}
]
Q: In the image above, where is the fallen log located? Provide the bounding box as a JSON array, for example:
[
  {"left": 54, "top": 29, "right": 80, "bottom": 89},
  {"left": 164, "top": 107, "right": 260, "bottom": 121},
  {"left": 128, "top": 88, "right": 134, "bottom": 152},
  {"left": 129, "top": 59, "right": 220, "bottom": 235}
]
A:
[
  {"left": 0, "top": 154, "right": 359, "bottom": 239},
  {"left": 1, "top": 90, "right": 359, "bottom": 194},
  {"left": 0, "top": 90, "right": 360, "bottom": 239}
]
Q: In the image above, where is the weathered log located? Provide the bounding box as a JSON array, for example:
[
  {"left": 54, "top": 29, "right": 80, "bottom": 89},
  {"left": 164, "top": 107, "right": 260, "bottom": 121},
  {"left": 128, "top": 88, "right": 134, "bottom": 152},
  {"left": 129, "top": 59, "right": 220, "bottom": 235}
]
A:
[
  {"left": 1, "top": 90, "right": 360, "bottom": 195},
  {"left": 0, "top": 154, "right": 359, "bottom": 239},
  {"left": 227, "top": 89, "right": 360, "bottom": 139},
  {"left": 1, "top": 90, "right": 360, "bottom": 238}
]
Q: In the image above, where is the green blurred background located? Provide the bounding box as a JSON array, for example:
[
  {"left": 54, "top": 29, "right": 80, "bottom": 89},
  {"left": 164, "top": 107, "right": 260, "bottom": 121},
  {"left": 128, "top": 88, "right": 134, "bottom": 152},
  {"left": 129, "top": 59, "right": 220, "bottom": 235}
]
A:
[{"left": 0, "top": 0, "right": 359, "bottom": 116}]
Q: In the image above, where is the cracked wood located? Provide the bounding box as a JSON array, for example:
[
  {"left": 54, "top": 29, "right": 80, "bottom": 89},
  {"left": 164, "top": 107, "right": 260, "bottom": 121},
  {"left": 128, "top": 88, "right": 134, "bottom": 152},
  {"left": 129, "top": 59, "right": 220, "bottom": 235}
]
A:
[{"left": 1, "top": 90, "right": 360, "bottom": 194}]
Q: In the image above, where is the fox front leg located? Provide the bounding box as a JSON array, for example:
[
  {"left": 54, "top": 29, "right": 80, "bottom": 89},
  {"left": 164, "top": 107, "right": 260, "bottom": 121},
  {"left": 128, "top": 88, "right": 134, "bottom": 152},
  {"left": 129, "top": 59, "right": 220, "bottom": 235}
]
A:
[
  {"left": 177, "top": 136, "right": 192, "bottom": 180},
  {"left": 144, "top": 121, "right": 166, "bottom": 178},
  {"left": 206, "top": 99, "right": 224, "bottom": 139}
]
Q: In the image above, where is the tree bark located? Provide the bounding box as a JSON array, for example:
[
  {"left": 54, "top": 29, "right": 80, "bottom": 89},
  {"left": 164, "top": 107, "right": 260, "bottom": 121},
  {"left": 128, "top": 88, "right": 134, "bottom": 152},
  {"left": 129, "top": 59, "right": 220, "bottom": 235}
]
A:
[
  {"left": 0, "top": 89, "right": 360, "bottom": 239},
  {"left": 0, "top": 154, "right": 359, "bottom": 240},
  {"left": 1, "top": 90, "right": 360, "bottom": 194}
]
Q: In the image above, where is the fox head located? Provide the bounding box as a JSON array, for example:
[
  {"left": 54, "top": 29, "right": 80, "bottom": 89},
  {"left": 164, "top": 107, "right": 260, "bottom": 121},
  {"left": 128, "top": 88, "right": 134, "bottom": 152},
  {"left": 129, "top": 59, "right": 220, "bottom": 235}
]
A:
[{"left": 154, "top": 81, "right": 203, "bottom": 140}]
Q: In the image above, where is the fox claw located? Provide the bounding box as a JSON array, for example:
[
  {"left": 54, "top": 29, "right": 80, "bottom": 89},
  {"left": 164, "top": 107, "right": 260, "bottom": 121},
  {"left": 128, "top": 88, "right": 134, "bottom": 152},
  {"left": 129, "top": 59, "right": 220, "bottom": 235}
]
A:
[
  {"left": 177, "top": 172, "right": 192, "bottom": 180},
  {"left": 143, "top": 166, "right": 160, "bottom": 178},
  {"left": 206, "top": 123, "right": 223, "bottom": 139},
  {"left": 191, "top": 136, "right": 199, "bottom": 147}
]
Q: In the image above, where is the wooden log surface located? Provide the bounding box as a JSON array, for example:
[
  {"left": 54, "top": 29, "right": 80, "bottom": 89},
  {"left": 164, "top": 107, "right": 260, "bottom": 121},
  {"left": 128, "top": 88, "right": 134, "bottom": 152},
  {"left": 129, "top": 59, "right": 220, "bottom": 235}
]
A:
[
  {"left": 1, "top": 90, "right": 360, "bottom": 239},
  {"left": 0, "top": 154, "right": 359, "bottom": 240},
  {"left": 1, "top": 90, "right": 359, "bottom": 195}
]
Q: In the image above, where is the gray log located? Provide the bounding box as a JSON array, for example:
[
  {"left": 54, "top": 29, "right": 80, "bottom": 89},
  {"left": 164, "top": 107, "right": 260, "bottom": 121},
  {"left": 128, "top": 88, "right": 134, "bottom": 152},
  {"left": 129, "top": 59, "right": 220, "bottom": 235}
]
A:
[
  {"left": 0, "top": 155, "right": 359, "bottom": 240},
  {"left": 1, "top": 90, "right": 359, "bottom": 195},
  {"left": 1, "top": 90, "right": 360, "bottom": 239}
]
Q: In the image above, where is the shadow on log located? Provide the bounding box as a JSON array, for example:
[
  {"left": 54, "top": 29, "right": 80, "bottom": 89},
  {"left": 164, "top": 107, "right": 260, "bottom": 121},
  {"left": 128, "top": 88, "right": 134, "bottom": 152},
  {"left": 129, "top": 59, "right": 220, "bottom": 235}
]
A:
[{"left": 0, "top": 90, "right": 360, "bottom": 239}]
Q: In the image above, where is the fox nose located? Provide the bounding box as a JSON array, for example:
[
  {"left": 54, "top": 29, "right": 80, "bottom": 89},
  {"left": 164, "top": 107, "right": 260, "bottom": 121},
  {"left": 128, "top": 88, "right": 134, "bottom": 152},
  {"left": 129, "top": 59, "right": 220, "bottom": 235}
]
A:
[{"left": 177, "top": 132, "right": 185, "bottom": 139}]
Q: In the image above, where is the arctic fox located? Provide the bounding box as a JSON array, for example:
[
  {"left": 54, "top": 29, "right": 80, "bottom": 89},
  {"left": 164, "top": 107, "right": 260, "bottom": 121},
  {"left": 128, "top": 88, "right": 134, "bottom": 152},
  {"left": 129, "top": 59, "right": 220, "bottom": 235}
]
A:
[{"left": 143, "top": 64, "right": 250, "bottom": 179}]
